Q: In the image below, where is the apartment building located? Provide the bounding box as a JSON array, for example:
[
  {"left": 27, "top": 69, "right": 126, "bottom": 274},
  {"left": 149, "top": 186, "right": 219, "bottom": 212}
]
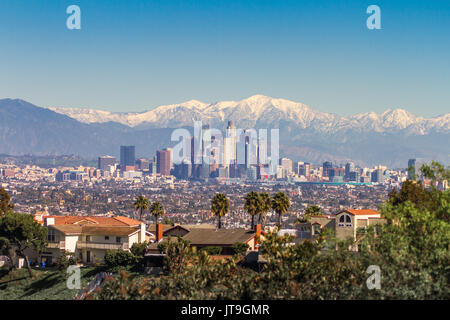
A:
[
  {"left": 296, "top": 209, "right": 386, "bottom": 249},
  {"left": 34, "top": 215, "right": 147, "bottom": 265}
]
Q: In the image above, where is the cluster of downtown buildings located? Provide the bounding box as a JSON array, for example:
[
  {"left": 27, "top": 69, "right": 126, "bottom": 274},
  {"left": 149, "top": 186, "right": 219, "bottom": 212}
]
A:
[{"left": 47, "top": 120, "right": 425, "bottom": 186}]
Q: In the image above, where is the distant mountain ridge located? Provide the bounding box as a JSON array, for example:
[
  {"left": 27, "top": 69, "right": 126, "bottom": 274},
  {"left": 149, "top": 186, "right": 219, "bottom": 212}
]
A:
[
  {"left": 1, "top": 97, "right": 449, "bottom": 167},
  {"left": 48, "top": 95, "right": 450, "bottom": 135}
]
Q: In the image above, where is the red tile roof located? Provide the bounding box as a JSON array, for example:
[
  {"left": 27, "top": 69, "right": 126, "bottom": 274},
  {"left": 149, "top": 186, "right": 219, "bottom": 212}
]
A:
[
  {"left": 35, "top": 215, "right": 143, "bottom": 226},
  {"left": 342, "top": 209, "right": 380, "bottom": 216}
]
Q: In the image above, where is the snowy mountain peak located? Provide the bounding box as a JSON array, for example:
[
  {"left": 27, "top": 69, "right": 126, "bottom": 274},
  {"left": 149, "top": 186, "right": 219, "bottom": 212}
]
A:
[{"left": 47, "top": 95, "right": 450, "bottom": 135}]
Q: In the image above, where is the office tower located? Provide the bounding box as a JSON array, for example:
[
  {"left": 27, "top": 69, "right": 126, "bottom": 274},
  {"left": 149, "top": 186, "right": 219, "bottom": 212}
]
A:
[
  {"left": 98, "top": 156, "right": 116, "bottom": 171},
  {"left": 345, "top": 162, "right": 355, "bottom": 178},
  {"left": 120, "top": 146, "right": 135, "bottom": 168},
  {"left": 371, "top": 168, "right": 385, "bottom": 183},
  {"left": 329, "top": 168, "right": 345, "bottom": 182},
  {"left": 322, "top": 161, "right": 333, "bottom": 177},
  {"left": 348, "top": 171, "right": 360, "bottom": 182},
  {"left": 247, "top": 166, "right": 257, "bottom": 181},
  {"left": 149, "top": 160, "right": 157, "bottom": 174},
  {"left": 223, "top": 121, "right": 237, "bottom": 167},
  {"left": 136, "top": 158, "right": 150, "bottom": 171},
  {"left": 294, "top": 161, "right": 304, "bottom": 175},
  {"left": 408, "top": 158, "right": 416, "bottom": 180},
  {"left": 280, "top": 158, "right": 293, "bottom": 176},
  {"left": 258, "top": 138, "right": 267, "bottom": 165},
  {"left": 157, "top": 149, "right": 172, "bottom": 176}
]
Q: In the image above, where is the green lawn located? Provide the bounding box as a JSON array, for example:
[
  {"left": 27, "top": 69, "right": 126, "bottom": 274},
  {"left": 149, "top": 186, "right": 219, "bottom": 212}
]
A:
[{"left": 0, "top": 266, "right": 99, "bottom": 300}]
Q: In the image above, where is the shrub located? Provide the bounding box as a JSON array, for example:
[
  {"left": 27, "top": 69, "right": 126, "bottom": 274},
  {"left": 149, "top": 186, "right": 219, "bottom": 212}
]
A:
[
  {"left": 199, "top": 246, "right": 222, "bottom": 255},
  {"left": 104, "top": 250, "right": 137, "bottom": 271}
]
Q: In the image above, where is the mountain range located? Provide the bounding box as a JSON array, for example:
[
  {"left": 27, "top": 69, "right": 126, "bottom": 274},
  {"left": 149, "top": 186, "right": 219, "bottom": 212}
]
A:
[{"left": 1, "top": 95, "right": 449, "bottom": 167}]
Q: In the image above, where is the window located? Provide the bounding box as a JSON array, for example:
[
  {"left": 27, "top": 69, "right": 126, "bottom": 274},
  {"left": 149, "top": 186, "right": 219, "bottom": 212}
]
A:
[
  {"left": 86, "top": 236, "right": 91, "bottom": 242},
  {"left": 338, "top": 214, "right": 352, "bottom": 227},
  {"left": 105, "top": 236, "right": 109, "bottom": 241},
  {"left": 313, "top": 224, "right": 321, "bottom": 234},
  {"left": 47, "top": 229, "right": 56, "bottom": 242},
  {"left": 116, "top": 237, "right": 121, "bottom": 243},
  {"left": 345, "top": 215, "right": 352, "bottom": 227}
]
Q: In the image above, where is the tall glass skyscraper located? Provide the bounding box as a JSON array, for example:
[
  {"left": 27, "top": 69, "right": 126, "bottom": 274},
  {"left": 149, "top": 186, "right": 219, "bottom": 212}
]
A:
[{"left": 120, "top": 146, "right": 135, "bottom": 168}]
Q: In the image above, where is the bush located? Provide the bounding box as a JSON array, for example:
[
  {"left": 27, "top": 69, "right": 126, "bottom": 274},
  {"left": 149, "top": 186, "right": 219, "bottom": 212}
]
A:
[
  {"left": 130, "top": 241, "right": 148, "bottom": 258},
  {"left": 104, "top": 250, "right": 137, "bottom": 271},
  {"left": 199, "top": 246, "right": 222, "bottom": 255},
  {"left": 232, "top": 242, "right": 249, "bottom": 256}
]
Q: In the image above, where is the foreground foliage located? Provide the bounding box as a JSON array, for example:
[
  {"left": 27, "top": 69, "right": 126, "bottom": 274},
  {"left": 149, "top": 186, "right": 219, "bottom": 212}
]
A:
[{"left": 95, "top": 174, "right": 449, "bottom": 300}]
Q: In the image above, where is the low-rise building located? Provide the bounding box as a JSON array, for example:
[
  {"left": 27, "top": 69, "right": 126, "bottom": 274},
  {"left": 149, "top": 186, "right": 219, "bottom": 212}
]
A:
[{"left": 36, "top": 215, "right": 147, "bottom": 265}]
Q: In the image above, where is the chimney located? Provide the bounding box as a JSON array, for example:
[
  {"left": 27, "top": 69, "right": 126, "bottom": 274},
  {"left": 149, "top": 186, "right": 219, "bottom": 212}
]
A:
[
  {"left": 156, "top": 223, "right": 163, "bottom": 242},
  {"left": 44, "top": 217, "right": 55, "bottom": 226},
  {"left": 140, "top": 223, "right": 146, "bottom": 243},
  {"left": 255, "top": 224, "right": 261, "bottom": 247}
]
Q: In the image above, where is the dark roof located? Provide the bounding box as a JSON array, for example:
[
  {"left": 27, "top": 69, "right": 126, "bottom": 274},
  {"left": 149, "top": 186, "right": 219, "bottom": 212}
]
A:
[
  {"left": 182, "top": 228, "right": 255, "bottom": 246},
  {"left": 51, "top": 224, "right": 139, "bottom": 237},
  {"left": 147, "top": 224, "right": 174, "bottom": 234}
]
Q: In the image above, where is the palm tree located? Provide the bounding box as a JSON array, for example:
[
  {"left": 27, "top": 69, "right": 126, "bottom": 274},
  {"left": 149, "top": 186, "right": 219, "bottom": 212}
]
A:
[
  {"left": 211, "top": 193, "right": 229, "bottom": 229},
  {"left": 244, "top": 191, "right": 261, "bottom": 230},
  {"left": 302, "top": 205, "right": 321, "bottom": 222},
  {"left": 258, "top": 192, "right": 272, "bottom": 228},
  {"left": 150, "top": 201, "right": 165, "bottom": 224},
  {"left": 134, "top": 195, "right": 149, "bottom": 221},
  {"left": 272, "top": 191, "right": 291, "bottom": 229}
]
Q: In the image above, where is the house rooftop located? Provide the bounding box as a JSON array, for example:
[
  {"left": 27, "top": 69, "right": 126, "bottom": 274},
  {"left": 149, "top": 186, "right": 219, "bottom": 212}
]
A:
[
  {"left": 36, "top": 215, "right": 143, "bottom": 226},
  {"left": 51, "top": 224, "right": 140, "bottom": 237},
  {"left": 341, "top": 209, "right": 380, "bottom": 216},
  {"left": 182, "top": 228, "right": 256, "bottom": 246}
]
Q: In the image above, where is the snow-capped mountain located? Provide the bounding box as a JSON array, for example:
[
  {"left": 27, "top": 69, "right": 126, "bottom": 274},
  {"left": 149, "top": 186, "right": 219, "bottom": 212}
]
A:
[
  {"left": 1, "top": 97, "right": 447, "bottom": 167},
  {"left": 48, "top": 95, "right": 449, "bottom": 135}
]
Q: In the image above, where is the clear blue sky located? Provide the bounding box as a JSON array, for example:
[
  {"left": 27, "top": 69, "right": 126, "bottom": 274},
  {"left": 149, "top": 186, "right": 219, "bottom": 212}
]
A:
[{"left": 0, "top": 0, "right": 449, "bottom": 116}]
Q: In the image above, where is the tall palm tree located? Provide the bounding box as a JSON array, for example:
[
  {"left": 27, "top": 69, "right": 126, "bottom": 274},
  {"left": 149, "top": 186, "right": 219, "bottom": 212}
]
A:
[
  {"left": 302, "top": 205, "right": 321, "bottom": 222},
  {"left": 134, "top": 195, "right": 149, "bottom": 221},
  {"left": 272, "top": 191, "right": 291, "bottom": 229},
  {"left": 211, "top": 193, "right": 229, "bottom": 229},
  {"left": 150, "top": 201, "right": 165, "bottom": 224},
  {"left": 258, "top": 192, "right": 272, "bottom": 228},
  {"left": 244, "top": 191, "right": 261, "bottom": 230}
]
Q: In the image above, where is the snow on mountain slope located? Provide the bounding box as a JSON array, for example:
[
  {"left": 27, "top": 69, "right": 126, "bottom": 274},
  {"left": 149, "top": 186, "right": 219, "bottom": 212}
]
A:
[{"left": 48, "top": 95, "right": 450, "bottom": 134}]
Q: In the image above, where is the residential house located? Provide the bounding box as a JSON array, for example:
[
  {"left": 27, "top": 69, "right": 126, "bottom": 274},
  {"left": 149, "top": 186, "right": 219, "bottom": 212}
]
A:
[{"left": 35, "top": 215, "right": 147, "bottom": 265}]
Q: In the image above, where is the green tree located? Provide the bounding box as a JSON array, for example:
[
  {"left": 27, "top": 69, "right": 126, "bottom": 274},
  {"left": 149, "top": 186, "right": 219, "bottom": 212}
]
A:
[
  {"left": 134, "top": 195, "right": 149, "bottom": 221},
  {"left": 272, "top": 192, "right": 291, "bottom": 228},
  {"left": 211, "top": 193, "right": 229, "bottom": 229},
  {"left": 150, "top": 201, "right": 165, "bottom": 224},
  {"left": 232, "top": 242, "right": 249, "bottom": 256},
  {"left": 130, "top": 241, "right": 148, "bottom": 258},
  {"left": 0, "top": 212, "right": 48, "bottom": 278},
  {"left": 104, "top": 250, "right": 137, "bottom": 271},
  {"left": 420, "top": 161, "right": 450, "bottom": 184},
  {"left": 300, "top": 205, "right": 322, "bottom": 222},
  {"left": 244, "top": 191, "right": 261, "bottom": 230},
  {"left": 258, "top": 192, "right": 272, "bottom": 228},
  {"left": 0, "top": 188, "right": 14, "bottom": 217}
]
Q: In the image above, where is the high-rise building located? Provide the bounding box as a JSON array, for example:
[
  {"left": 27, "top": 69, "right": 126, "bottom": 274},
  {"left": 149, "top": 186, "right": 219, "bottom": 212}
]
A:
[
  {"left": 120, "top": 146, "right": 135, "bottom": 168},
  {"left": 345, "top": 162, "right": 355, "bottom": 178},
  {"left": 408, "top": 158, "right": 416, "bottom": 180},
  {"left": 280, "top": 158, "right": 293, "bottom": 176},
  {"left": 323, "top": 161, "right": 333, "bottom": 177},
  {"left": 98, "top": 156, "right": 116, "bottom": 171},
  {"left": 136, "top": 158, "right": 150, "bottom": 171},
  {"left": 157, "top": 149, "right": 172, "bottom": 176}
]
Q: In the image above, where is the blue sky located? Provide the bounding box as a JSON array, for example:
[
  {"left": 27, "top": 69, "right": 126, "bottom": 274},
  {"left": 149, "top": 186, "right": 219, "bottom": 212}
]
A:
[{"left": 0, "top": 0, "right": 449, "bottom": 116}]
